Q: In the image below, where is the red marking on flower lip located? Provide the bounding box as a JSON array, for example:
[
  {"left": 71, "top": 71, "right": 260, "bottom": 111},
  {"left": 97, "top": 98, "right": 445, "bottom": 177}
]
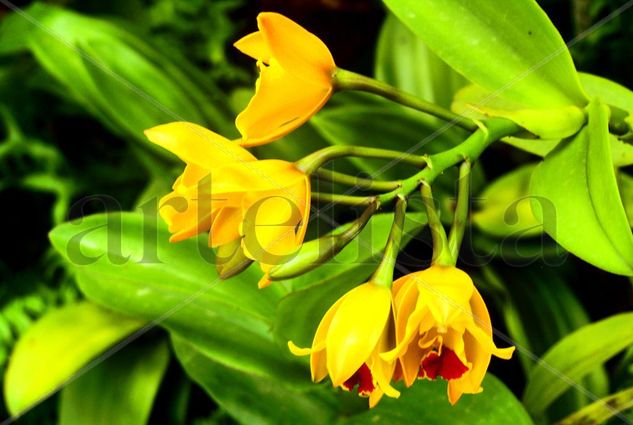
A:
[
  {"left": 342, "top": 363, "right": 375, "bottom": 396},
  {"left": 419, "top": 348, "right": 468, "bottom": 381}
]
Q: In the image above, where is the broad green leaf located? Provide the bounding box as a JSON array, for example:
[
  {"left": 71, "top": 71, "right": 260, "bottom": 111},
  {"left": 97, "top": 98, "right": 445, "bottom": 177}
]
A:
[
  {"left": 611, "top": 137, "right": 633, "bottom": 168},
  {"left": 580, "top": 72, "right": 633, "bottom": 111},
  {"left": 523, "top": 312, "right": 633, "bottom": 417},
  {"left": 478, "top": 266, "right": 608, "bottom": 420},
  {"left": 375, "top": 13, "right": 467, "bottom": 109},
  {"left": 620, "top": 173, "right": 633, "bottom": 227},
  {"left": 339, "top": 375, "right": 533, "bottom": 425},
  {"left": 0, "top": 4, "right": 232, "bottom": 157},
  {"left": 556, "top": 386, "right": 633, "bottom": 425},
  {"left": 274, "top": 212, "right": 426, "bottom": 348},
  {"left": 452, "top": 84, "right": 586, "bottom": 139},
  {"left": 530, "top": 100, "right": 633, "bottom": 275},
  {"left": 4, "top": 302, "right": 144, "bottom": 416},
  {"left": 501, "top": 134, "right": 633, "bottom": 168},
  {"left": 491, "top": 73, "right": 633, "bottom": 164},
  {"left": 48, "top": 212, "right": 309, "bottom": 388},
  {"left": 59, "top": 338, "right": 169, "bottom": 425},
  {"left": 383, "top": 0, "right": 587, "bottom": 108},
  {"left": 473, "top": 164, "right": 542, "bottom": 238},
  {"left": 172, "top": 335, "right": 339, "bottom": 425},
  {"left": 501, "top": 136, "right": 559, "bottom": 158}
]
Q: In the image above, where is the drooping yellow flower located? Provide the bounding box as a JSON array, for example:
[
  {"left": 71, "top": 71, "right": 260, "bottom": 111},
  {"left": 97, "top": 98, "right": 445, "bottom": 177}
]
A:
[
  {"left": 234, "top": 12, "right": 336, "bottom": 147},
  {"left": 145, "top": 122, "right": 311, "bottom": 277},
  {"left": 289, "top": 282, "right": 399, "bottom": 407},
  {"left": 383, "top": 265, "right": 515, "bottom": 404}
]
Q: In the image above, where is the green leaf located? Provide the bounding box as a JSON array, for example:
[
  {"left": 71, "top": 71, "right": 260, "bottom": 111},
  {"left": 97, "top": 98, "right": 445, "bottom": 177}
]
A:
[
  {"left": 523, "top": 312, "right": 633, "bottom": 417},
  {"left": 374, "top": 13, "right": 467, "bottom": 109},
  {"left": 473, "top": 164, "right": 542, "bottom": 238},
  {"left": 491, "top": 73, "right": 633, "bottom": 165},
  {"left": 530, "top": 100, "right": 633, "bottom": 275},
  {"left": 556, "top": 386, "right": 633, "bottom": 425},
  {"left": 478, "top": 266, "right": 608, "bottom": 420},
  {"left": 451, "top": 84, "right": 586, "bottom": 139},
  {"left": 501, "top": 134, "right": 633, "bottom": 168},
  {"left": 339, "top": 375, "right": 533, "bottom": 425},
  {"left": 274, "top": 212, "right": 426, "bottom": 349},
  {"left": 620, "top": 173, "right": 633, "bottom": 227},
  {"left": 382, "top": 0, "right": 587, "bottom": 108},
  {"left": 0, "top": 4, "right": 232, "bottom": 156},
  {"left": 48, "top": 211, "right": 309, "bottom": 388},
  {"left": 3, "top": 301, "right": 144, "bottom": 416},
  {"left": 172, "top": 335, "right": 339, "bottom": 425},
  {"left": 580, "top": 72, "right": 633, "bottom": 111},
  {"left": 59, "top": 338, "right": 170, "bottom": 425}
]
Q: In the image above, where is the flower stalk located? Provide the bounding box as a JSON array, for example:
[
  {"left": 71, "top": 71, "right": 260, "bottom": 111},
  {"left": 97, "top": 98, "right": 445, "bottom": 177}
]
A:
[
  {"left": 310, "top": 118, "right": 520, "bottom": 206},
  {"left": 421, "top": 183, "right": 454, "bottom": 266},
  {"left": 448, "top": 160, "right": 471, "bottom": 260},
  {"left": 371, "top": 195, "right": 408, "bottom": 287},
  {"left": 295, "top": 144, "right": 427, "bottom": 175},
  {"left": 332, "top": 68, "right": 479, "bottom": 132},
  {"left": 267, "top": 200, "right": 379, "bottom": 280},
  {"left": 315, "top": 168, "right": 402, "bottom": 191}
]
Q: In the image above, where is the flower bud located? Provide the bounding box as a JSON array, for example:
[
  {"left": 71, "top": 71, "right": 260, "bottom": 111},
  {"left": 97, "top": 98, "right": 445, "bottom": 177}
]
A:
[{"left": 216, "top": 239, "right": 253, "bottom": 279}]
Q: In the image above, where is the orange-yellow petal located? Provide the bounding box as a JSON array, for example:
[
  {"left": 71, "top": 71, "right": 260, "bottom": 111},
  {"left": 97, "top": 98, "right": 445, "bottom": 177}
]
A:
[
  {"left": 257, "top": 12, "right": 335, "bottom": 85},
  {"left": 370, "top": 320, "right": 400, "bottom": 400},
  {"left": 172, "top": 164, "right": 209, "bottom": 190},
  {"left": 416, "top": 266, "right": 474, "bottom": 326},
  {"left": 209, "top": 207, "right": 242, "bottom": 248},
  {"left": 293, "top": 175, "right": 311, "bottom": 246},
  {"left": 159, "top": 191, "right": 216, "bottom": 242},
  {"left": 234, "top": 31, "right": 271, "bottom": 63},
  {"left": 216, "top": 159, "right": 306, "bottom": 193},
  {"left": 326, "top": 283, "right": 392, "bottom": 386},
  {"left": 236, "top": 62, "right": 332, "bottom": 147},
  {"left": 144, "top": 122, "right": 255, "bottom": 168},
  {"left": 240, "top": 187, "right": 306, "bottom": 264},
  {"left": 310, "top": 293, "right": 348, "bottom": 382}
]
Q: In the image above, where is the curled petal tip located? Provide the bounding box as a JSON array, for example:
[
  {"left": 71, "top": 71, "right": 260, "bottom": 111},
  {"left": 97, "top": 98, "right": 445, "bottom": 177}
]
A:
[
  {"left": 379, "top": 348, "right": 399, "bottom": 363},
  {"left": 287, "top": 341, "right": 311, "bottom": 356},
  {"left": 496, "top": 346, "right": 516, "bottom": 360},
  {"left": 257, "top": 274, "right": 272, "bottom": 288}
]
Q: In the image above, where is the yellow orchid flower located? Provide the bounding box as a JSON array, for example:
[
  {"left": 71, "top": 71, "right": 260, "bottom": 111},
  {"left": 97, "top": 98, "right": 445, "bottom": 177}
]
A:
[
  {"left": 383, "top": 265, "right": 515, "bottom": 405},
  {"left": 289, "top": 282, "right": 400, "bottom": 407},
  {"left": 234, "top": 12, "right": 336, "bottom": 147},
  {"left": 144, "top": 122, "right": 311, "bottom": 279}
]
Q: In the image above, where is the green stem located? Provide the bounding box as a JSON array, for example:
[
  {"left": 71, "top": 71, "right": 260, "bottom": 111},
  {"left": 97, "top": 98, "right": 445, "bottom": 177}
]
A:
[
  {"left": 376, "top": 118, "right": 519, "bottom": 204},
  {"left": 312, "top": 118, "right": 520, "bottom": 208},
  {"left": 336, "top": 199, "right": 380, "bottom": 241},
  {"left": 333, "top": 68, "right": 478, "bottom": 132},
  {"left": 372, "top": 195, "right": 407, "bottom": 287},
  {"left": 315, "top": 168, "right": 402, "bottom": 191},
  {"left": 421, "top": 183, "right": 454, "bottom": 266},
  {"left": 311, "top": 192, "right": 377, "bottom": 206},
  {"left": 448, "top": 160, "right": 471, "bottom": 260},
  {"left": 295, "top": 144, "right": 426, "bottom": 175}
]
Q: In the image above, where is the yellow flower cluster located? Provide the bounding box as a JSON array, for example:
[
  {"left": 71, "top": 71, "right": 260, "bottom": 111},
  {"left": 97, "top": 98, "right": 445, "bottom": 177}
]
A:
[
  {"left": 146, "top": 12, "right": 514, "bottom": 407},
  {"left": 291, "top": 265, "right": 515, "bottom": 407},
  {"left": 145, "top": 13, "right": 334, "bottom": 283}
]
